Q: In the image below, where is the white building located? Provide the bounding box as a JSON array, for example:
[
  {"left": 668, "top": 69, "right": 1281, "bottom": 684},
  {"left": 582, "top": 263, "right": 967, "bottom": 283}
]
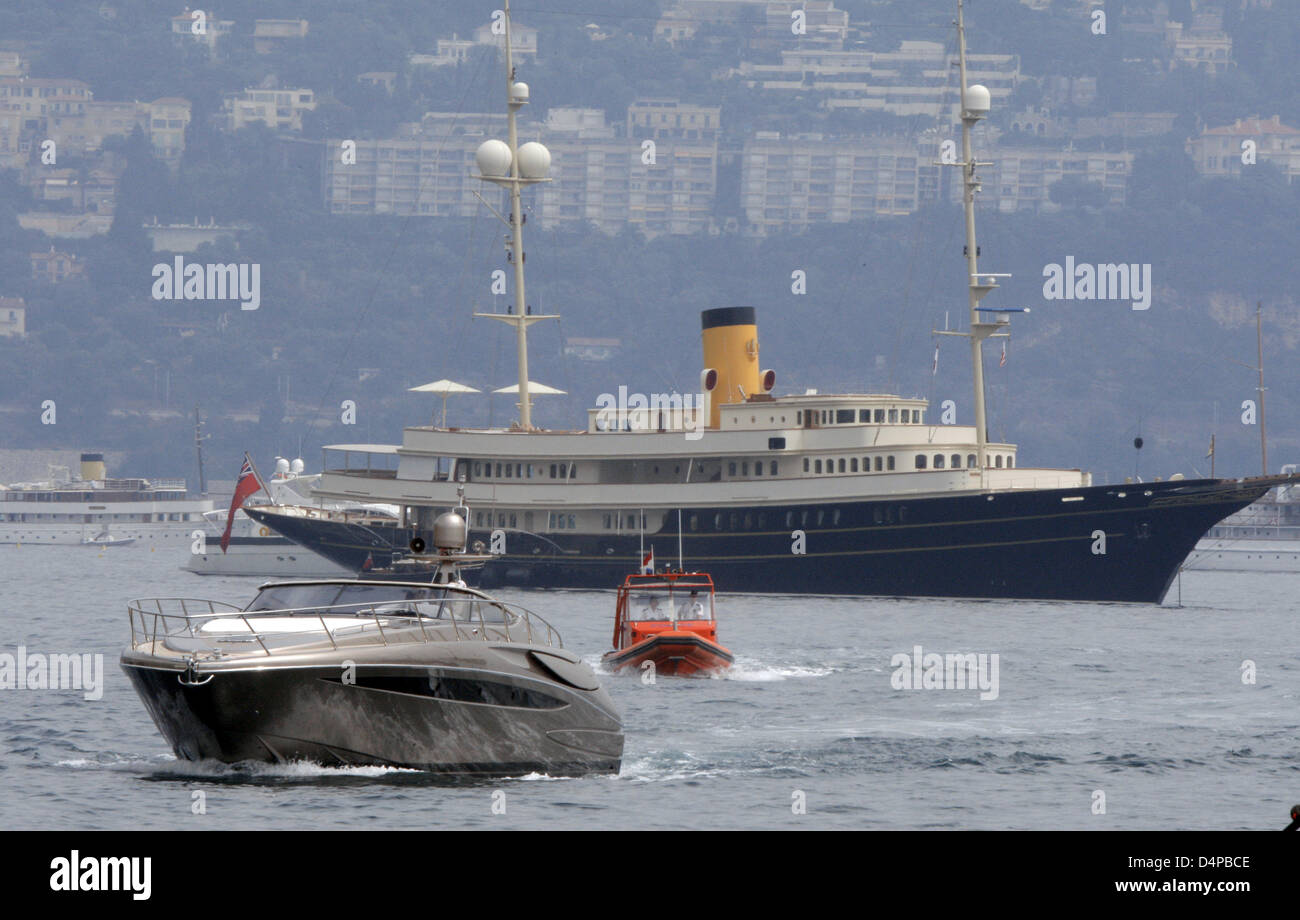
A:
[{"left": 224, "top": 87, "right": 316, "bottom": 132}]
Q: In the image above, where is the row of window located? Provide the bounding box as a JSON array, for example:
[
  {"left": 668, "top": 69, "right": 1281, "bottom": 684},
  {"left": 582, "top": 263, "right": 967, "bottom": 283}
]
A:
[
  {"left": 464, "top": 451, "right": 1012, "bottom": 485},
  {"left": 2, "top": 512, "right": 196, "bottom": 522},
  {"left": 466, "top": 505, "right": 919, "bottom": 535},
  {"left": 727, "top": 460, "right": 779, "bottom": 477},
  {"left": 797, "top": 407, "right": 922, "bottom": 426},
  {"left": 470, "top": 510, "right": 648, "bottom": 531},
  {"left": 800, "top": 453, "right": 1015, "bottom": 474},
  {"left": 686, "top": 506, "right": 909, "bottom": 532},
  {"left": 804, "top": 455, "right": 897, "bottom": 474},
  {"left": 468, "top": 461, "right": 576, "bottom": 481}
]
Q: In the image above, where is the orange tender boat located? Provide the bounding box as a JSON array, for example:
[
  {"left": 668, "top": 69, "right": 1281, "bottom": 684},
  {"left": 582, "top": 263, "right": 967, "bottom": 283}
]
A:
[{"left": 603, "top": 572, "right": 733, "bottom": 677}]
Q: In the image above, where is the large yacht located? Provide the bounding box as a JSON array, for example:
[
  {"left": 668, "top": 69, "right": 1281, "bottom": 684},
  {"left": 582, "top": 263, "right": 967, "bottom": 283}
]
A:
[
  {"left": 0, "top": 453, "right": 213, "bottom": 546},
  {"left": 246, "top": 1, "right": 1290, "bottom": 604}
]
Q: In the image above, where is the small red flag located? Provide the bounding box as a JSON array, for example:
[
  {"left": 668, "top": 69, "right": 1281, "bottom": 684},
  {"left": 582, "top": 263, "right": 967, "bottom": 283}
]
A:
[
  {"left": 220, "top": 454, "right": 263, "bottom": 553},
  {"left": 640, "top": 547, "right": 654, "bottom": 574}
]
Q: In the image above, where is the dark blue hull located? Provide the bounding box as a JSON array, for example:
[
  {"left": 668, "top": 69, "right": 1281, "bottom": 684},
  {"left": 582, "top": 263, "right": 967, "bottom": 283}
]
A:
[{"left": 244, "top": 477, "right": 1280, "bottom": 603}]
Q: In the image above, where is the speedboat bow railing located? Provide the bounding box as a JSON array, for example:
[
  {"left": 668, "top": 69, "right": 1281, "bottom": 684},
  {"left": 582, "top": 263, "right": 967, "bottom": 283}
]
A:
[{"left": 126, "top": 595, "right": 563, "bottom": 657}]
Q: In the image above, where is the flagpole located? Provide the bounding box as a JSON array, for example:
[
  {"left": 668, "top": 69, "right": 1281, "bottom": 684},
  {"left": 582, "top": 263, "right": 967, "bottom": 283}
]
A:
[
  {"left": 244, "top": 451, "right": 273, "bottom": 503},
  {"left": 677, "top": 508, "right": 684, "bottom": 572}
]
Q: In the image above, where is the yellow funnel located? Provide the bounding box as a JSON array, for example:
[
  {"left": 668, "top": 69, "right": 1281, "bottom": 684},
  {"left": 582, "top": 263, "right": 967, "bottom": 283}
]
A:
[
  {"left": 80, "top": 452, "right": 106, "bottom": 481},
  {"left": 701, "top": 307, "right": 759, "bottom": 429}
]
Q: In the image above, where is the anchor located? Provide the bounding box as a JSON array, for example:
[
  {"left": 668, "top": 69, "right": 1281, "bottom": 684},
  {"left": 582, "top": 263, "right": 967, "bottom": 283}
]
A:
[{"left": 178, "top": 658, "right": 213, "bottom": 687}]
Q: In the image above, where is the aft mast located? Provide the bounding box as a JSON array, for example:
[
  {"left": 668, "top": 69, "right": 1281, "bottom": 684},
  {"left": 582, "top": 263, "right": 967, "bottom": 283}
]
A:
[
  {"left": 936, "top": 0, "right": 1027, "bottom": 487},
  {"left": 472, "top": 0, "right": 558, "bottom": 431}
]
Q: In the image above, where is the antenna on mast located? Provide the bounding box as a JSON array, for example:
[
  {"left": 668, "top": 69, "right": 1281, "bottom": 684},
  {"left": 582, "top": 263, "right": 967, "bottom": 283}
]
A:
[
  {"left": 471, "top": 0, "right": 558, "bottom": 431},
  {"left": 192, "top": 407, "right": 208, "bottom": 498}
]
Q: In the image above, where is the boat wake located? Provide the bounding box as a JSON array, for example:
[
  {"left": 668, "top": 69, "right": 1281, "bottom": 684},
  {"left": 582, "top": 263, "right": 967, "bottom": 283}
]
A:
[
  {"left": 718, "top": 658, "right": 834, "bottom": 681},
  {"left": 56, "top": 754, "right": 421, "bottom": 782}
]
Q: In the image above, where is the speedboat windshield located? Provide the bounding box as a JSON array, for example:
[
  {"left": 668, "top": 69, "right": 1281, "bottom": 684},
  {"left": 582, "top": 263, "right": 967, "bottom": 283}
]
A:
[
  {"left": 243, "top": 582, "right": 516, "bottom": 624},
  {"left": 247, "top": 583, "right": 447, "bottom": 613}
]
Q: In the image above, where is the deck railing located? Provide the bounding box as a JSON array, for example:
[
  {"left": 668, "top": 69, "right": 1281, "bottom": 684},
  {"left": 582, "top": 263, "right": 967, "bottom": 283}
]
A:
[{"left": 126, "top": 595, "right": 562, "bottom": 658}]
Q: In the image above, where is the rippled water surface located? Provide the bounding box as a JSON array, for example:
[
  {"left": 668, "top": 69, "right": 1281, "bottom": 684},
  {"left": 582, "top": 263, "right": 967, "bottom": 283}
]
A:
[{"left": 1, "top": 546, "right": 1295, "bottom": 829}]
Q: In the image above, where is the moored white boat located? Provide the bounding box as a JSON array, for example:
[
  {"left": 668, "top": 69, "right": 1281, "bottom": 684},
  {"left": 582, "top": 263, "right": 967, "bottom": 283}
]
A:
[{"left": 182, "top": 458, "right": 359, "bottom": 577}]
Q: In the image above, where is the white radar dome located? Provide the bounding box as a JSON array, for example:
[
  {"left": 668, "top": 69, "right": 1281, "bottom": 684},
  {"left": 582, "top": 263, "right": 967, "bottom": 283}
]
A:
[
  {"left": 475, "top": 139, "right": 512, "bottom": 178},
  {"left": 274, "top": 457, "right": 290, "bottom": 475},
  {"left": 963, "top": 84, "right": 992, "bottom": 116},
  {"left": 517, "top": 142, "right": 551, "bottom": 179},
  {"left": 290, "top": 458, "right": 305, "bottom": 474},
  {"left": 510, "top": 81, "right": 530, "bottom": 103}
]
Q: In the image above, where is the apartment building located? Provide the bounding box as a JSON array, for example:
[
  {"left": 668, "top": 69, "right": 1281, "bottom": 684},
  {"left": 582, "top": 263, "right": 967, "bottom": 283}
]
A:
[
  {"left": 986, "top": 148, "right": 1133, "bottom": 212},
  {"left": 324, "top": 114, "right": 507, "bottom": 217},
  {"left": 735, "top": 41, "right": 1019, "bottom": 118},
  {"left": 224, "top": 87, "right": 316, "bottom": 132},
  {"left": 740, "top": 131, "right": 943, "bottom": 231},
  {"left": 0, "top": 76, "right": 188, "bottom": 167},
  {"left": 327, "top": 101, "right": 720, "bottom": 237},
  {"left": 535, "top": 103, "right": 720, "bottom": 236}
]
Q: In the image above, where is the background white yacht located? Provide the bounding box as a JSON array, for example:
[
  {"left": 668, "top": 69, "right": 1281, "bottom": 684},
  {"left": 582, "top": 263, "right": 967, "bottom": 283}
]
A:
[
  {"left": 0, "top": 453, "right": 212, "bottom": 546},
  {"left": 1184, "top": 467, "right": 1300, "bottom": 572}
]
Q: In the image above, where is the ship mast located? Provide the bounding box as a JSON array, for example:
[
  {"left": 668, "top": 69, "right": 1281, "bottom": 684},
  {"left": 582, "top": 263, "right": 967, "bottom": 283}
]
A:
[
  {"left": 936, "top": 0, "right": 1026, "bottom": 486},
  {"left": 472, "top": 0, "right": 557, "bottom": 431},
  {"left": 1256, "top": 301, "right": 1267, "bottom": 477},
  {"left": 193, "top": 406, "right": 208, "bottom": 498}
]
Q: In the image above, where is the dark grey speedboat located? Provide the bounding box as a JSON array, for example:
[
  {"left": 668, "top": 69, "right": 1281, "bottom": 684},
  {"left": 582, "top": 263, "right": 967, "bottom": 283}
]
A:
[{"left": 121, "top": 508, "right": 623, "bottom": 776}]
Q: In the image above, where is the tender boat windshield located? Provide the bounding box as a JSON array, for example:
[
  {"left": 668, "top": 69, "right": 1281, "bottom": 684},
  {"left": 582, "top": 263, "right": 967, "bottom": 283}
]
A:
[{"left": 629, "top": 588, "right": 714, "bottom": 622}]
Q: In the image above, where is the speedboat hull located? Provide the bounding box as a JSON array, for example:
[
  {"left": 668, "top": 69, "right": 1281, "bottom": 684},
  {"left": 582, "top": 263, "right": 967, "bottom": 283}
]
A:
[
  {"left": 602, "top": 632, "right": 733, "bottom": 677},
  {"left": 122, "top": 652, "right": 623, "bottom": 776}
]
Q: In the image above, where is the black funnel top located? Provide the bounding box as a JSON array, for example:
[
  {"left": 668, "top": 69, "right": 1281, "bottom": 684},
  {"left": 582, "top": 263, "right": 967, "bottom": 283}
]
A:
[{"left": 701, "top": 306, "right": 756, "bottom": 330}]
